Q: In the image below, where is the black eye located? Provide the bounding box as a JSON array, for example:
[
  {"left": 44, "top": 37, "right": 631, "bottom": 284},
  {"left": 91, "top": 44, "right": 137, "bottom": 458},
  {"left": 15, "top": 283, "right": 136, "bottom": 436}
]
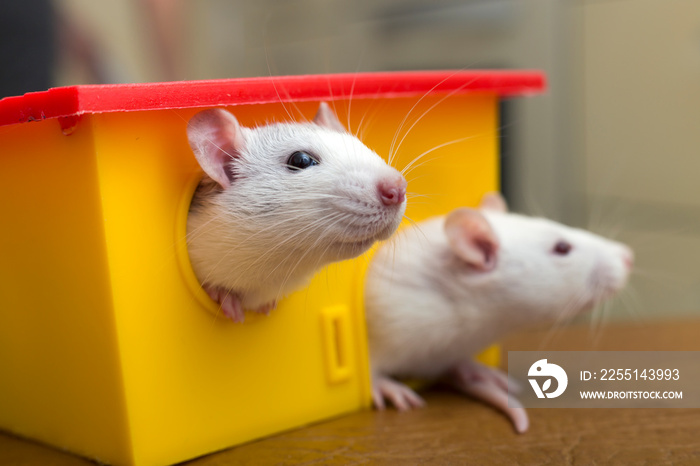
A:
[
  {"left": 553, "top": 240, "right": 572, "bottom": 255},
  {"left": 286, "top": 151, "right": 318, "bottom": 171}
]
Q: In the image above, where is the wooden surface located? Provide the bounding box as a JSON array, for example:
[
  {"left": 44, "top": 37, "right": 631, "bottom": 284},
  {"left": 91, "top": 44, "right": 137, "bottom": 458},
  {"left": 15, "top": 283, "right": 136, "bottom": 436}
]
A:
[{"left": 3, "top": 319, "right": 700, "bottom": 465}]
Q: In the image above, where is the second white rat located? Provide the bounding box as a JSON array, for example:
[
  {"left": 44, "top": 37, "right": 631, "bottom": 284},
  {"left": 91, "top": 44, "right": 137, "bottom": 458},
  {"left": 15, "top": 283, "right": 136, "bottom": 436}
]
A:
[
  {"left": 365, "top": 193, "right": 633, "bottom": 433},
  {"left": 187, "top": 103, "right": 407, "bottom": 322}
]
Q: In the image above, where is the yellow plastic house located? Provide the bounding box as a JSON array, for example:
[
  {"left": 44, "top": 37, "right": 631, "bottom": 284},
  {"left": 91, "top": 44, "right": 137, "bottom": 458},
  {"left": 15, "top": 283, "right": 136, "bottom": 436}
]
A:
[{"left": 0, "top": 71, "right": 545, "bottom": 465}]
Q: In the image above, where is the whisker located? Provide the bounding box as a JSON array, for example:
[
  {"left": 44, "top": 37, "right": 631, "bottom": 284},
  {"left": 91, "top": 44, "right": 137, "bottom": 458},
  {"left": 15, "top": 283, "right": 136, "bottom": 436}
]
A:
[
  {"left": 263, "top": 32, "right": 296, "bottom": 123},
  {"left": 388, "top": 69, "right": 476, "bottom": 167},
  {"left": 400, "top": 136, "right": 474, "bottom": 177},
  {"left": 346, "top": 52, "right": 367, "bottom": 135},
  {"left": 539, "top": 289, "right": 590, "bottom": 349}
]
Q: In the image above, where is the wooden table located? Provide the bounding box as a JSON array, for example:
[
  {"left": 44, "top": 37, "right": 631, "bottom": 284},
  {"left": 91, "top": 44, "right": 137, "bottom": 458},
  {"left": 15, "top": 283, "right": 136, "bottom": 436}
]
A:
[{"left": 3, "top": 320, "right": 700, "bottom": 465}]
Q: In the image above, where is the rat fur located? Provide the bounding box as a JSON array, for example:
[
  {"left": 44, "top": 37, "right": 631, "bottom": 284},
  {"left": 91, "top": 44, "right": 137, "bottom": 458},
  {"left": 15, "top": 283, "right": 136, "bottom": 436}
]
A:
[
  {"left": 365, "top": 192, "right": 633, "bottom": 433},
  {"left": 187, "top": 102, "right": 407, "bottom": 322}
]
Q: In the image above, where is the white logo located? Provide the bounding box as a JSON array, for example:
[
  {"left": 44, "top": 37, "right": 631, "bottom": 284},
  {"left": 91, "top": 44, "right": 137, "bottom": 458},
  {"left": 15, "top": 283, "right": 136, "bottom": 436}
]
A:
[{"left": 528, "top": 359, "right": 568, "bottom": 399}]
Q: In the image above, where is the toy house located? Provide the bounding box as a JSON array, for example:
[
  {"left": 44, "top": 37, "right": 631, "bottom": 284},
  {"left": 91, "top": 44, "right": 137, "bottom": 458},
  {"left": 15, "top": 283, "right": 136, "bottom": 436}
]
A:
[{"left": 0, "top": 71, "right": 544, "bottom": 465}]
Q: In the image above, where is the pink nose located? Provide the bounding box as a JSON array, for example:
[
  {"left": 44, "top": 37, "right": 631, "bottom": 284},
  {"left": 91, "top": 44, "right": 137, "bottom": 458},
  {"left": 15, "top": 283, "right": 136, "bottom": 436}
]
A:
[
  {"left": 378, "top": 177, "right": 407, "bottom": 206},
  {"left": 623, "top": 249, "right": 635, "bottom": 270}
]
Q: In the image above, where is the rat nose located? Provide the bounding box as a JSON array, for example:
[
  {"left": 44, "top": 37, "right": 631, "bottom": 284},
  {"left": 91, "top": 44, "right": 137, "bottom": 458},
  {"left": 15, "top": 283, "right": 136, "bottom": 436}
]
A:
[
  {"left": 378, "top": 176, "right": 407, "bottom": 206},
  {"left": 622, "top": 248, "right": 635, "bottom": 270}
]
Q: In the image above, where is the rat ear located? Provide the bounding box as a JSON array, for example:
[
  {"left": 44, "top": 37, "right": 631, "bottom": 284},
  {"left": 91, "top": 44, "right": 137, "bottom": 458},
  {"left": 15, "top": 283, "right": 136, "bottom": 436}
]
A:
[
  {"left": 187, "top": 108, "right": 245, "bottom": 189},
  {"left": 480, "top": 192, "right": 508, "bottom": 213},
  {"left": 313, "top": 102, "right": 346, "bottom": 133},
  {"left": 444, "top": 208, "right": 500, "bottom": 271}
]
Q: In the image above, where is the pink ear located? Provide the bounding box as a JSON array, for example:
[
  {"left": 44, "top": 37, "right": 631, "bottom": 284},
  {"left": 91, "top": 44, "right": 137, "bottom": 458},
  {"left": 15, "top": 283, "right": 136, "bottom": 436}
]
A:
[
  {"left": 187, "top": 108, "right": 245, "bottom": 189},
  {"left": 480, "top": 192, "right": 508, "bottom": 213},
  {"left": 444, "top": 208, "right": 500, "bottom": 271},
  {"left": 313, "top": 102, "right": 346, "bottom": 132}
]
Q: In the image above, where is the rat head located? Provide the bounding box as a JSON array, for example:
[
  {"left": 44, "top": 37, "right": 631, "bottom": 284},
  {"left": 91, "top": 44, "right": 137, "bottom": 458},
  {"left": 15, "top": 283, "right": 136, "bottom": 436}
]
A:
[
  {"left": 444, "top": 193, "right": 633, "bottom": 324},
  {"left": 186, "top": 103, "right": 407, "bottom": 263}
]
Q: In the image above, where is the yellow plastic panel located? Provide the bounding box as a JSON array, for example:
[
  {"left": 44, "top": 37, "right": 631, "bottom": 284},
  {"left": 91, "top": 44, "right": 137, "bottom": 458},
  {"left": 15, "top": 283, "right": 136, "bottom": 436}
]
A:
[{"left": 0, "top": 119, "right": 132, "bottom": 464}]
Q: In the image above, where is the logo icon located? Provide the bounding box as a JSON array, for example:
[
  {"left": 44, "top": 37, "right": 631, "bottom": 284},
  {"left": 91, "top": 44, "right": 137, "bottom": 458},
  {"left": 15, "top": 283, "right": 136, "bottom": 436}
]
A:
[{"left": 528, "top": 359, "right": 568, "bottom": 398}]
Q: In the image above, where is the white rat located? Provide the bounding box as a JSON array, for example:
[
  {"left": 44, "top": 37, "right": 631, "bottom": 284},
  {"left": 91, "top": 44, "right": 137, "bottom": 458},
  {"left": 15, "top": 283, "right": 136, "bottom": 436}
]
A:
[
  {"left": 187, "top": 102, "right": 407, "bottom": 322},
  {"left": 365, "top": 192, "right": 633, "bottom": 433}
]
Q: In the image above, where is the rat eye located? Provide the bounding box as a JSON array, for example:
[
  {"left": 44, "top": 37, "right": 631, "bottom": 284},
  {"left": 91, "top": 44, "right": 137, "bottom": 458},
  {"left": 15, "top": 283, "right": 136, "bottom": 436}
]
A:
[
  {"left": 553, "top": 240, "right": 572, "bottom": 255},
  {"left": 286, "top": 151, "right": 318, "bottom": 171}
]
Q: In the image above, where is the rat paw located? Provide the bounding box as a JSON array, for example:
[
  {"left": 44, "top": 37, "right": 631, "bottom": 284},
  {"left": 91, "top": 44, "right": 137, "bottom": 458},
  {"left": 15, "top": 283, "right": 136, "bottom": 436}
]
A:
[
  {"left": 203, "top": 285, "right": 245, "bottom": 323},
  {"left": 372, "top": 375, "right": 425, "bottom": 412},
  {"left": 445, "top": 360, "right": 529, "bottom": 434},
  {"left": 252, "top": 300, "right": 276, "bottom": 316}
]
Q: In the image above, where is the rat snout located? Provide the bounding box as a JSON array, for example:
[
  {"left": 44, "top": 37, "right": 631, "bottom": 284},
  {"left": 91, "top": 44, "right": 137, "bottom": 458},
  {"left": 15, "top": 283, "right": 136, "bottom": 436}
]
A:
[
  {"left": 377, "top": 175, "right": 407, "bottom": 206},
  {"left": 622, "top": 247, "right": 635, "bottom": 271},
  {"left": 591, "top": 244, "right": 634, "bottom": 302}
]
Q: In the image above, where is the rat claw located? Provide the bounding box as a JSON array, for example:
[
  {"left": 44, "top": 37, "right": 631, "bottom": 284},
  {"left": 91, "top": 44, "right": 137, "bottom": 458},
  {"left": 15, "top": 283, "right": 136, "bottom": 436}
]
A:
[
  {"left": 203, "top": 284, "right": 221, "bottom": 303},
  {"left": 372, "top": 386, "right": 387, "bottom": 411},
  {"left": 373, "top": 376, "right": 425, "bottom": 412},
  {"left": 220, "top": 293, "right": 245, "bottom": 322},
  {"left": 446, "top": 360, "right": 530, "bottom": 433},
  {"left": 203, "top": 285, "right": 245, "bottom": 323},
  {"left": 253, "top": 300, "right": 276, "bottom": 316},
  {"left": 484, "top": 363, "right": 522, "bottom": 394},
  {"left": 507, "top": 376, "right": 523, "bottom": 394}
]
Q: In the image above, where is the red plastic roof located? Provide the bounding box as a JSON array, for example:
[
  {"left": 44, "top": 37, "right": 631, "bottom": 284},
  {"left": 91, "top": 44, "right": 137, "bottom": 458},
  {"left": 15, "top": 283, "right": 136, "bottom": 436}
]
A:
[{"left": 0, "top": 70, "right": 545, "bottom": 128}]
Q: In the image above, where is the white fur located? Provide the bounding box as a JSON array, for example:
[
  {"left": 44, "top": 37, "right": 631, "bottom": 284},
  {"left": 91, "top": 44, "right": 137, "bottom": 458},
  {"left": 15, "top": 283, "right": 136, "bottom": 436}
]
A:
[
  {"left": 365, "top": 209, "right": 633, "bottom": 380},
  {"left": 187, "top": 120, "right": 406, "bottom": 310}
]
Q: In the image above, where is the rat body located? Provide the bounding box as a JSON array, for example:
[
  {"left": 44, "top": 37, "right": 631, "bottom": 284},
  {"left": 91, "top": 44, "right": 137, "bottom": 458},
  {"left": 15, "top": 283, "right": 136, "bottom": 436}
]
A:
[
  {"left": 187, "top": 103, "right": 406, "bottom": 322},
  {"left": 365, "top": 193, "right": 633, "bottom": 433}
]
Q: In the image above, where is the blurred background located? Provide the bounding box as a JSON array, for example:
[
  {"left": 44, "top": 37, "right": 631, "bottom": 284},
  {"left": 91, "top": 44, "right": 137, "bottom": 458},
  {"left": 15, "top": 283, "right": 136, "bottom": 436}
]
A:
[{"left": 3, "top": 0, "right": 699, "bottom": 323}]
